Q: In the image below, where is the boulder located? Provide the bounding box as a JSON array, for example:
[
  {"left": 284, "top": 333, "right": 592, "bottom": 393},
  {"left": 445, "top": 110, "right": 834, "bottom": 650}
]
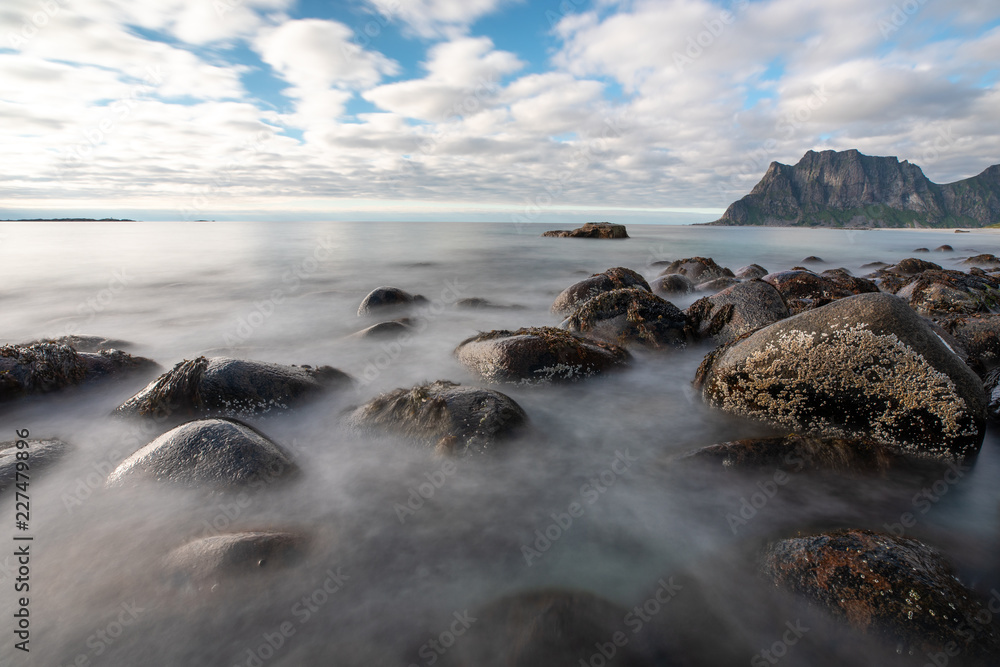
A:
[
  {"left": 734, "top": 264, "right": 768, "bottom": 280},
  {"left": 913, "top": 247, "right": 930, "bottom": 253},
  {"left": 116, "top": 356, "right": 352, "bottom": 420},
  {"left": 695, "top": 293, "right": 987, "bottom": 463},
  {"left": 895, "top": 269, "right": 1000, "bottom": 316},
  {"left": 888, "top": 257, "right": 942, "bottom": 275},
  {"left": 165, "top": 531, "right": 304, "bottom": 587},
  {"left": 24, "top": 334, "right": 131, "bottom": 352},
  {"left": 346, "top": 380, "right": 528, "bottom": 455},
  {"left": 936, "top": 314, "right": 1000, "bottom": 376},
  {"left": 685, "top": 281, "right": 789, "bottom": 345},
  {"left": 0, "top": 438, "right": 71, "bottom": 494},
  {"left": 761, "top": 530, "right": 1000, "bottom": 660},
  {"left": 106, "top": 418, "right": 297, "bottom": 490},
  {"left": 860, "top": 261, "right": 888, "bottom": 269},
  {"left": 357, "top": 286, "right": 427, "bottom": 316},
  {"left": 541, "top": 222, "right": 629, "bottom": 239},
  {"left": 551, "top": 267, "right": 650, "bottom": 315},
  {"left": 656, "top": 257, "right": 734, "bottom": 285},
  {"left": 985, "top": 367, "right": 1000, "bottom": 422},
  {"left": 561, "top": 288, "right": 687, "bottom": 349},
  {"left": 678, "top": 434, "right": 906, "bottom": 474},
  {"left": 351, "top": 320, "right": 414, "bottom": 340},
  {"left": 802, "top": 255, "right": 825, "bottom": 264},
  {"left": 962, "top": 253, "right": 1000, "bottom": 268},
  {"left": 0, "top": 343, "right": 156, "bottom": 403},
  {"left": 762, "top": 270, "right": 878, "bottom": 315},
  {"left": 455, "top": 327, "right": 629, "bottom": 384},
  {"left": 935, "top": 245, "right": 954, "bottom": 252},
  {"left": 650, "top": 274, "right": 694, "bottom": 297},
  {"left": 694, "top": 277, "right": 739, "bottom": 293}
]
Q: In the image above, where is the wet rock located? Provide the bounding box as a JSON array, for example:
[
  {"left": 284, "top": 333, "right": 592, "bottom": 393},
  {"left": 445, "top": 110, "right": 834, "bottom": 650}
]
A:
[
  {"left": 26, "top": 334, "right": 131, "bottom": 352},
  {"left": 106, "top": 418, "right": 297, "bottom": 490},
  {"left": 695, "top": 293, "right": 987, "bottom": 463},
  {"left": 562, "top": 288, "right": 687, "bottom": 349},
  {"left": 455, "top": 327, "right": 629, "bottom": 384},
  {"left": 762, "top": 270, "right": 878, "bottom": 315},
  {"left": 357, "top": 286, "right": 427, "bottom": 316},
  {"left": 116, "top": 356, "right": 352, "bottom": 420},
  {"left": 861, "top": 261, "right": 889, "bottom": 269},
  {"left": 678, "top": 434, "right": 906, "bottom": 474},
  {"left": 895, "top": 269, "right": 1000, "bottom": 316},
  {"left": 346, "top": 380, "right": 528, "bottom": 455},
  {"left": 455, "top": 297, "right": 523, "bottom": 310},
  {"left": 685, "top": 280, "right": 789, "bottom": 345},
  {"left": 435, "top": 589, "right": 657, "bottom": 667},
  {"left": 656, "top": 257, "right": 734, "bottom": 285},
  {"left": 937, "top": 314, "right": 1000, "bottom": 376},
  {"left": 351, "top": 320, "right": 414, "bottom": 340},
  {"left": 734, "top": 264, "right": 768, "bottom": 280},
  {"left": 695, "top": 276, "right": 739, "bottom": 293},
  {"left": 650, "top": 274, "right": 694, "bottom": 297},
  {"left": 802, "top": 255, "right": 825, "bottom": 263},
  {"left": 760, "top": 530, "right": 1000, "bottom": 661},
  {"left": 541, "top": 222, "right": 629, "bottom": 239},
  {"left": 0, "top": 343, "right": 156, "bottom": 403},
  {"left": 551, "top": 267, "right": 650, "bottom": 315},
  {"left": 889, "top": 257, "right": 943, "bottom": 275},
  {"left": 914, "top": 247, "right": 930, "bottom": 253},
  {"left": 962, "top": 253, "right": 1000, "bottom": 268},
  {"left": 985, "top": 367, "right": 1000, "bottom": 422},
  {"left": 165, "top": 531, "right": 305, "bottom": 588},
  {"left": 935, "top": 245, "right": 954, "bottom": 252},
  {"left": 0, "top": 438, "right": 71, "bottom": 494}
]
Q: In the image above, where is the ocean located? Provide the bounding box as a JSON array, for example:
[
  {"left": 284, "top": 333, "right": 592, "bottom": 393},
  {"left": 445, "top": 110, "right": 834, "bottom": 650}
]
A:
[{"left": 2, "top": 221, "right": 999, "bottom": 666}]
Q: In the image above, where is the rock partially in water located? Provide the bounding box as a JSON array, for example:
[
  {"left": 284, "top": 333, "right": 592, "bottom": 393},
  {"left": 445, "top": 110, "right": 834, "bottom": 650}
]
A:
[
  {"left": 913, "top": 247, "right": 930, "bottom": 253},
  {"left": 962, "top": 253, "right": 1000, "bottom": 268},
  {"left": 734, "top": 263, "right": 768, "bottom": 280},
  {"left": 541, "top": 222, "right": 629, "bottom": 239},
  {"left": 695, "top": 293, "right": 987, "bottom": 463},
  {"left": 455, "top": 297, "right": 524, "bottom": 310},
  {"left": 678, "top": 434, "right": 906, "bottom": 474},
  {"left": 562, "top": 287, "right": 687, "bottom": 349},
  {"left": 694, "top": 276, "right": 739, "bottom": 293},
  {"left": 937, "top": 314, "right": 1000, "bottom": 376},
  {"left": 350, "top": 319, "right": 414, "bottom": 340},
  {"left": 935, "top": 245, "right": 954, "bottom": 252},
  {"left": 656, "top": 257, "right": 734, "bottom": 285},
  {"left": 760, "top": 530, "right": 1000, "bottom": 661},
  {"left": 0, "top": 438, "right": 71, "bottom": 494},
  {"left": 357, "top": 286, "right": 428, "bottom": 316},
  {"left": 116, "top": 356, "right": 352, "bottom": 420},
  {"left": 106, "top": 418, "right": 297, "bottom": 490},
  {"left": 895, "top": 269, "right": 1000, "bottom": 316},
  {"left": 455, "top": 327, "right": 630, "bottom": 384},
  {"left": 25, "top": 334, "right": 132, "bottom": 352},
  {"left": 889, "top": 257, "right": 943, "bottom": 275},
  {"left": 0, "top": 342, "right": 156, "bottom": 403},
  {"left": 650, "top": 274, "right": 694, "bottom": 297},
  {"left": 551, "top": 267, "right": 650, "bottom": 315},
  {"left": 685, "top": 280, "right": 789, "bottom": 345},
  {"left": 802, "top": 255, "right": 825, "bottom": 264},
  {"left": 761, "top": 269, "right": 878, "bottom": 314},
  {"left": 861, "top": 261, "right": 889, "bottom": 269},
  {"left": 165, "top": 531, "right": 305, "bottom": 589},
  {"left": 346, "top": 380, "right": 528, "bottom": 455}
]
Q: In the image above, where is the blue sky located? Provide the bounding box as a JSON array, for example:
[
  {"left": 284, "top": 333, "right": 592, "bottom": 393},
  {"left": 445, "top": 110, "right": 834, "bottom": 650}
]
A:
[{"left": 1, "top": 0, "right": 998, "bottom": 222}]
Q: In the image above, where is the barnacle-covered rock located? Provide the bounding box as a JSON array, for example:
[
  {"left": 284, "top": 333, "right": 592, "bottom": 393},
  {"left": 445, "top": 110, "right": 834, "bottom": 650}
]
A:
[
  {"left": 551, "top": 267, "right": 650, "bottom": 315},
  {"left": 656, "top": 257, "right": 734, "bottom": 286},
  {"left": 685, "top": 280, "right": 789, "bottom": 345},
  {"left": 562, "top": 288, "right": 687, "bottom": 349}
]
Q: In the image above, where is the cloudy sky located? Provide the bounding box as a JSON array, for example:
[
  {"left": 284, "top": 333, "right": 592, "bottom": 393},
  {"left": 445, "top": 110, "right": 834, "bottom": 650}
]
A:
[{"left": 2, "top": 0, "right": 998, "bottom": 222}]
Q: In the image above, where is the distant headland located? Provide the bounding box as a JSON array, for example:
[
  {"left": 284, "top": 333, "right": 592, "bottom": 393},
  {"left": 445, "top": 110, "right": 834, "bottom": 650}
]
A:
[{"left": 1, "top": 217, "right": 137, "bottom": 222}]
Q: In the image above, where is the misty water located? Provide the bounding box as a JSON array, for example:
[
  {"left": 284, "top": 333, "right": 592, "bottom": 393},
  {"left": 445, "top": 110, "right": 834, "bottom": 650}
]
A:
[{"left": 2, "top": 221, "right": 1000, "bottom": 666}]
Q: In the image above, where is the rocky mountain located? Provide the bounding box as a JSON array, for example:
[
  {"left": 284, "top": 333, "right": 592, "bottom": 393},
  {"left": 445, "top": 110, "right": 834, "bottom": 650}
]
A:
[{"left": 711, "top": 150, "right": 1000, "bottom": 228}]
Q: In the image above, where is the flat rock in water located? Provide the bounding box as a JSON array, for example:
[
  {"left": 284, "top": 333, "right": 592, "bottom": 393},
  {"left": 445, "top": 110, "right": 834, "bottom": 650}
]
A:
[
  {"left": 455, "top": 327, "right": 630, "bottom": 384},
  {"left": 685, "top": 280, "right": 790, "bottom": 345},
  {"left": 0, "top": 438, "right": 71, "bottom": 493},
  {"left": 346, "top": 380, "right": 528, "bottom": 455},
  {"left": 165, "top": 531, "right": 304, "bottom": 588},
  {"left": 656, "top": 257, "right": 734, "bottom": 286},
  {"left": 115, "top": 356, "right": 352, "bottom": 420},
  {"left": 678, "top": 434, "right": 907, "bottom": 474},
  {"left": 357, "top": 286, "right": 427, "bottom": 316},
  {"left": 541, "top": 222, "right": 629, "bottom": 239},
  {"left": 562, "top": 287, "right": 687, "bottom": 349},
  {"left": 761, "top": 530, "right": 1000, "bottom": 660},
  {"left": 105, "top": 418, "right": 297, "bottom": 490},
  {"left": 551, "top": 267, "right": 650, "bottom": 315},
  {"left": 695, "top": 293, "right": 987, "bottom": 463}
]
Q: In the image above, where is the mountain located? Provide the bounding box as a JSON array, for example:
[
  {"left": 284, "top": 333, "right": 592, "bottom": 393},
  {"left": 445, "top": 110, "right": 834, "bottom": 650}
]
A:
[{"left": 710, "top": 150, "right": 1000, "bottom": 228}]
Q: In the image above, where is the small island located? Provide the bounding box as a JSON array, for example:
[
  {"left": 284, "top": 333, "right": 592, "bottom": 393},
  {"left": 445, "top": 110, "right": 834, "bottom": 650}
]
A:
[
  {"left": 0, "top": 217, "right": 137, "bottom": 222},
  {"left": 542, "top": 222, "right": 629, "bottom": 239}
]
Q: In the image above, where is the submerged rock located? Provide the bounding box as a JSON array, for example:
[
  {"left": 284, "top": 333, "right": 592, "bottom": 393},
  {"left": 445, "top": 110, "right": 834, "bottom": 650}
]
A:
[
  {"left": 106, "top": 418, "right": 296, "bottom": 490},
  {"left": 734, "top": 264, "right": 768, "bottom": 280},
  {"left": 761, "top": 530, "right": 1000, "bottom": 660},
  {"left": 935, "top": 245, "right": 954, "bottom": 252},
  {"left": 650, "top": 274, "right": 695, "bottom": 297},
  {"left": 802, "top": 255, "right": 825, "bottom": 264},
  {"left": 116, "top": 356, "right": 352, "bottom": 420},
  {"left": 455, "top": 297, "right": 523, "bottom": 310},
  {"left": 0, "top": 438, "right": 71, "bottom": 494},
  {"left": 695, "top": 293, "right": 987, "bottom": 463},
  {"left": 357, "top": 286, "right": 427, "bottom": 316},
  {"left": 562, "top": 287, "right": 687, "bottom": 349},
  {"left": 657, "top": 257, "right": 734, "bottom": 285},
  {"left": 913, "top": 247, "right": 930, "bottom": 253},
  {"left": 455, "top": 327, "right": 629, "bottom": 384},
  {"left": 165, "top": 531, "right": 305, "bottom": 588},
  {"left": 351, "top": 320, "right": 414, "bottom": 340},
  {"left": 541, "top": 222, "right": 629, "bottom": 239},
  {"left": 0, "top": 343, "right": 156, "bottom": 403},
  {"left": 685, "top": 280, "right": 789, "bottom": 345},
  {"left": 551, "top": 267, "right": 650, "bottom": 315},
  {"left": 25, "top": 334, "right": 132, "bottom": 352},
  {"left": 762, "top": 269, "right": 879, "bottom": 314},
  {"left": 346, "top": 380, "right": 528, "bottom": 455},
  {"left": 678, "top": 434, "right": 906, "bottom": 474}
]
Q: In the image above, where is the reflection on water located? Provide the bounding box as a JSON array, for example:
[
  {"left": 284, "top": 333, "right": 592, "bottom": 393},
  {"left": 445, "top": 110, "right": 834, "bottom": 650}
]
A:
[{"left": 1, "top": 221, "right": 999, "bottom": 665}]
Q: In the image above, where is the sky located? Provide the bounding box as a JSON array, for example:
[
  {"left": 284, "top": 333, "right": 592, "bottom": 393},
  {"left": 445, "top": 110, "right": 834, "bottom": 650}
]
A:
[{"left": 1, "top": 0, "right": 999, "bottom": 223}]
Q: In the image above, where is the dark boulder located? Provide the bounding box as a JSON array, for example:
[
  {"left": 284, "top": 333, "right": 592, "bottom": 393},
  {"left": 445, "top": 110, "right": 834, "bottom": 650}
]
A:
[
  {"left": 962, "top": 253, "right": 1000, "bottom": 268},
  {"left": 734, "top": 264, "right": 768, "bottom": 280},
  {"left": 165, "top": 531, "right": 305, "bottom": 588},
  {"left": 937, "top": 314, "right": 1000, "bottom": 376},
  {"left": 116, "top": 356, "right": 352, "bottom": 420},
  {"left": 551, "top": 267, "right": 650, "bottom": 315},
  {"left": 357, "top": 286, "right": 427, "bottom": 316},
  {"left": 346, "top": 380, "right": 528, "bottom": 455},
  {"left": 678, "top": 434, "right": 906, "bottom": 474},
  {"left": 861, "top": 261, "right": 888, "bottom": 269},
  {"left": 25, "top": 334, "right": 131, "bottom": 352},
  {"left": 889, "top": 257, "right": 943, "bottom": 275},
  {"left": 1, "top": 438, "right": 71, "bottom": 494},
  {"left": 895, "top": 269, "right": 1000, "bottom": 316},
  {"left": 542, "top": 222, "right": 629, "bottom": 239},
  {"left": 685, "top": 280, "right": 789, "bottom": 345},
  {"left": 650, "top": 274, "right": 694, "bottom": 297},
  {"left": 455, "top": 327, "right": 629, "bottom": 384},
  {"left": 694, "top": 276, "right": 739, "bottom": 293},
  {"left": 351, "top": 320, "right": 414, "bottom": 340},
  {"left": 985, "top": 367, "right": 1000, "bottom": 422},
  {"left": 913, "top": 247, "right": 930, "bottom": 253},
  {"left": 762, "top": 270, "right": 878, "bottom": 314},
  {"left": 935, "top": 245, "right": 954, "bottom": 252},
  {"left": 761, "top": 530, "right": 1000, "bottom": 661},
  {"left": 562, "top": 288, "right": 687, "bottom": 349},
  {"left": 657, "top": 257, "right": 734, "bottom": 285},
  {"left": 802, "top": 255, "right": 825, "bottom": 263},
  {"left": 106, "top": 418, "right": 296, "bottom": 490},
  {"left": 695, "top": 293, "right": 987, "bottom": 463}
]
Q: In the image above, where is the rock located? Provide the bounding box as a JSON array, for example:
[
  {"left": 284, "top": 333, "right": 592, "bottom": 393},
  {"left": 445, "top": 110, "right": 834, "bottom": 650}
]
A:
[
  {"left": 0, "top": 438, "right": 71, "bottom": 494},
  {"left": 936, "top": 314, "right": 1000, "bottom": 376},
  {"left": 678, "top": 434, "right": 906, "bottom": 474},
  {"left": 541, "top": 222, "right": 629, "bottom": 239},
  {"left": 802, "top": 255, "right": 825, "bottom": 263},
  {"left": 455, "top": 327, "right": 629, "bottom": 384},
  {"left": 650, "top": 274, "right": 694, "bottom": 297},
  {"left": 935, "top": 245, "right": 954, "bottom": 252},
  {"left": 962, "top": 253, "right": 1000, "bottom": 267},
  {"left": 895, "top": 269, "right": 1000, "bottom": 316},
  {"left": 695, "top": 293, "right": 987, "bottom": 462},
  {"left": 956, "top": 229, "right": 971, "bottom": 233},
  {"left": 106, "top": 418, "right": 297, "bottom": 490},
  {"left": 165, "top": 531, "right": 304, "bottom": 588},
  {"left": 861, "top": 261, "right": 888, "bottom": 269},
  {"left": 914, "top": 247, "right": 930, "bottom": 253},
  {"left": 760, "top": 530, "right": 1000, "bottom": 660},
  {"left": 26, "top": 334, "right": 131, "bottom": 352},
  {"left": 455, "top": 298, "right": 523, "bottom": 310},
  {"left": 889, "top": 257, "right": 943, "bottom": 275},
  {"left": 562, "top": 288, "right": 687, "bottom": 349},
  {"left": 551, "top": 267, "right": 650, "bottom": 315},
  {"left": 357, "top": 286, "right": 427, "bottom": 316},
  {"left": 984, "top": 367, "right": 1000, "bottom": 422},
  {"left": 351, "top": 320, "right": 413, "bottom": 339},
  {"left": 761, "top": 270, "right": 878, "bottom": 315},
  {"left": 656, "top": 257, "right": 734, "bottom": 285},
  {"left": 685, "top": 281, "right": 789, "bottom": 345},
  {"left": 734, "top": 264, "right": 768, "bottom": 280},
  {"left": 0, "top": 343, "right": 156, "bottom": 403},
  {"left": 695, "top": 277, "right": 739, "bottom": 293},
  {"left": 346, "top": 380, "right": 528, "bottom": 455},
  {"left": 434, "top": 589, "right": 657, "bottom": 667},
  {"left": 116, "top": 357, "right": 352, "bottom": 420}
]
